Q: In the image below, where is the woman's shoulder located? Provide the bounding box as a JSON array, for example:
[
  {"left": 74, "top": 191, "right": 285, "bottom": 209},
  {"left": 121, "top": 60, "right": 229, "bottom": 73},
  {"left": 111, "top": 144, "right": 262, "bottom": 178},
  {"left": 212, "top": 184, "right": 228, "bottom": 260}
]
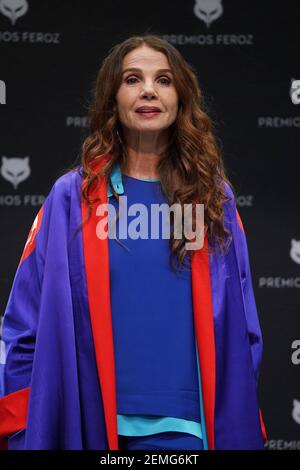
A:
[
  {"left": 218, "top": 179, "right": 240, "bottom": 230},
  {"left": 52, "top": 165, "right": 83, "bottom": 190},
  {"left": 42, "top": 166, "right": 84, "bottom": 212},
  {"left": 48, "top": 165, "right": 83, "bottom": 195},
  {"left": 216, "top": 177, "right": 236, "bottom": 210}
]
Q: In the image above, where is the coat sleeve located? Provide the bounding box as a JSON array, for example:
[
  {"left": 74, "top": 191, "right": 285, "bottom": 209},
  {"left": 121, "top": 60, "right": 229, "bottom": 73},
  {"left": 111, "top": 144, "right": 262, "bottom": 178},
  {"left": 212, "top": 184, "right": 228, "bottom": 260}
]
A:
[
  {"left": 0, "top": 174, "right": 70, "bottom": 449},
  {"left": 0, "top": 205, "right": 44, "bottom": 449},
  {"left": 234, "top": 208, "right": 263, "bottom": 386},
  {"left": 224, "top": 182, "right": 267, "bottom": 443}
]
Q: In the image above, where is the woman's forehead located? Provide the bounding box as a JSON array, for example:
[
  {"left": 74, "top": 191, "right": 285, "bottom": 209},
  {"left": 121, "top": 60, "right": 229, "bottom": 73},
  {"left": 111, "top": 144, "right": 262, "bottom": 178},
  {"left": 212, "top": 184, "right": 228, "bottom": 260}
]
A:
[{"left": 122, "top": 47, "right": 170, "bottom": 70}]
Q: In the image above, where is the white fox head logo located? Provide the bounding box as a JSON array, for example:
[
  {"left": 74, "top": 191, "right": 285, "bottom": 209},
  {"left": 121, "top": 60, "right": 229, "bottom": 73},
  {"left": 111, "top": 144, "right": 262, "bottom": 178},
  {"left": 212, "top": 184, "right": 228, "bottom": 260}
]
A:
[
  {"left": 0, "top": 156, "right": 31, "bottom": 189},
  {"left": 290, "top": 239, "right": 300, "bottom": 265},
  {"left": 290, "top": 78, "right": 300, "bottom": 105},
  {"left": 0, "top": 80, "right": 5, "bottom": 104},
  {"left": 193, "top": 0, "right": 223, "bottom": 28},
  {"left": 0, "top": 0, "right": 28, "bottom": 25},
  {"left": 292, "top": 399, "right": 300, "bottom": 425}
]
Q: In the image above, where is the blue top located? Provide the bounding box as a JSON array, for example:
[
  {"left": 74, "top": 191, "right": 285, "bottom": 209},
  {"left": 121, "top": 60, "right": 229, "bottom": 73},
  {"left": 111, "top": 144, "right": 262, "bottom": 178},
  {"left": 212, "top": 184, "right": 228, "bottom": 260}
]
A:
[{"left": 107, "top": 170, "right": 204, "bottom": 440}]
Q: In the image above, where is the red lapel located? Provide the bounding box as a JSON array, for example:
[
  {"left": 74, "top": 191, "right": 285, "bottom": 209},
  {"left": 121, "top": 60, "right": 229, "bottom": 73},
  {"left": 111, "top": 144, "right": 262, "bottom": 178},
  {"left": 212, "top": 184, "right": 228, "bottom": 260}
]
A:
[
  {"left": 82, "top": 153, "right": 216, "bottom": 450},
  {"left": 191, "top": 236, "right": 216, "bottom": 450},
  {"left": 81, "top": 153, "right": 119, "bottom": 450}
]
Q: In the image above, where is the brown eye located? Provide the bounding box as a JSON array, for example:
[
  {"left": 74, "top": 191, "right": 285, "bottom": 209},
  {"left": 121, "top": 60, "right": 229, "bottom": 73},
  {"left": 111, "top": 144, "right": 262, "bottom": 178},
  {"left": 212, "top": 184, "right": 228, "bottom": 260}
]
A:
[
  {"left": 125, "top": 76, "right": 138, "bottom": 84},
  {"left": 159, "top": 77, "right": 171, "bottom": 85}
]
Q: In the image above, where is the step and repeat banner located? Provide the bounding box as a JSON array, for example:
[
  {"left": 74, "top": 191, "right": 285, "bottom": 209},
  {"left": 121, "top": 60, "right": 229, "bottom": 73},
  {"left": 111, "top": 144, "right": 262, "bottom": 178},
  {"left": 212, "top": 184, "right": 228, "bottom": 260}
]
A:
[{"left": 0, "top": 0, "right": 299, "bottom": 450}]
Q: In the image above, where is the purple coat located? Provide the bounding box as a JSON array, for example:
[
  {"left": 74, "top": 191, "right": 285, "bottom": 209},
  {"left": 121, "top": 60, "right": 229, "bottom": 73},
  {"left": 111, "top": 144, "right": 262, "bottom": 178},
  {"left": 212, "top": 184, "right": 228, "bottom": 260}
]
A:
[{"left": 0, "top": 153, "right": 267, "bottom": 449}]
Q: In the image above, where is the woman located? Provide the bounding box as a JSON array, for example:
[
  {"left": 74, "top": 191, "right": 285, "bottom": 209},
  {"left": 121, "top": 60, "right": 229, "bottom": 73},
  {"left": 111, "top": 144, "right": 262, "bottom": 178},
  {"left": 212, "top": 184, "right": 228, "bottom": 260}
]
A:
[{"left": 0, "top": 34, "right": 267, "bottom": 450}]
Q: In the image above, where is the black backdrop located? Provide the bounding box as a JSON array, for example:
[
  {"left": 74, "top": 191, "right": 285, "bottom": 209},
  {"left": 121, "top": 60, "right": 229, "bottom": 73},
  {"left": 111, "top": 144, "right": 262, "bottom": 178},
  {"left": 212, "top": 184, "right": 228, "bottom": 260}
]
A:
[{"left": 0, "top": 0, "right": 299, "bottom": 450}]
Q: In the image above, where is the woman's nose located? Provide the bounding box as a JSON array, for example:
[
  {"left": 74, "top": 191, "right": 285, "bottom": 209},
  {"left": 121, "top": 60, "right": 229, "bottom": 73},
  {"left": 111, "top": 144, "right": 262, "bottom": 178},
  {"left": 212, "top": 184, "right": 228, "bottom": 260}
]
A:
[{"left": 140, "top": 82, "right": 158, "bottom": 98}]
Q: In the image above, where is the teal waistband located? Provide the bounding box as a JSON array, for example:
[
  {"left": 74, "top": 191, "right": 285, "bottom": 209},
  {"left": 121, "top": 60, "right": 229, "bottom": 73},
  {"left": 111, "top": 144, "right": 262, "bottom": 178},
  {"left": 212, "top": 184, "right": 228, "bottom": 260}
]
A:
[{"left": 117, "top": 414, "right": 202, "bottom": 439}]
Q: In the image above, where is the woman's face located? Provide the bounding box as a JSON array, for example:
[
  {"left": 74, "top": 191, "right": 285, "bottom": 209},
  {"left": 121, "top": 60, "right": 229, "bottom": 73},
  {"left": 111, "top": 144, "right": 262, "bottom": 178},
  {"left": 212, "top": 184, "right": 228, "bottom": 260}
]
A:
[{"left": 115, "top": 45, "right": 179, "bottom": 135}]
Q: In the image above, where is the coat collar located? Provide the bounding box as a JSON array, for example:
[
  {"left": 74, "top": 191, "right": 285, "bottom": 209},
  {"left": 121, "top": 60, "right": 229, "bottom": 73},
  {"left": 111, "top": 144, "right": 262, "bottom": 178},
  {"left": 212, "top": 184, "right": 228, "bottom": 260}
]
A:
[
  {"left": 106, "top": 161, "right": 161, "bottom": 198},
  {"left": 107, "top": 162, "right": 125, "bottom": 198}
]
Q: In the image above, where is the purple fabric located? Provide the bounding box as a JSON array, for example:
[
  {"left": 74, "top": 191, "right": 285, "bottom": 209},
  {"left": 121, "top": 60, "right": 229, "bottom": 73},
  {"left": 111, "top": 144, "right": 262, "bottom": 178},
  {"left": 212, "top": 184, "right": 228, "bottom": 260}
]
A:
[
  {"left": 1, "top": 168, "right": 265, "bottom": 449},
  {"left": 3, "top": 168, "right": 107, "bottom": 449},
  {"left": 211, "top": 183, "right": 264, "bottom": 449}
]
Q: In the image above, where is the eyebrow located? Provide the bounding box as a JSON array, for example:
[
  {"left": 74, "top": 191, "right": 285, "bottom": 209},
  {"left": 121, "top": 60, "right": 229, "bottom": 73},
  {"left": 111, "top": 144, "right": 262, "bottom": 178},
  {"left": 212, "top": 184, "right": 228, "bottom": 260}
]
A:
[{"left": 121, "top": 67, "right": 173, "bottom": 75}]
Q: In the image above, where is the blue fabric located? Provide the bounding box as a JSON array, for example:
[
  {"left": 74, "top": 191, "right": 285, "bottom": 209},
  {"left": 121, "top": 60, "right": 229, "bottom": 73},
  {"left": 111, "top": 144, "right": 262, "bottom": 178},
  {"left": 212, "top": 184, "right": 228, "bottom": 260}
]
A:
[
  {"left": 107, "top": 163, "right": 160, "bottom": 198},
  {"left": 194, "top": 337, "right": 209, "bottom": 450},
  {"left": 116, "top": 336, "right": 208, "bottom": 446},
  {"left": 107, "top": 164, "right": 208, "bottom": 446},
  {"left": 117, "top": 414, "right": 202, "bottom": 439},
  {"left": 123, "top": 176, "right": 160, "bottom": 182},
  {"left": 118, "top": 431, "right": 204, "bottom": 451},
  {"left": 107, "top": 163, "right": 124, "bottom": 197},
  {"left": 108, "top": 173, "right": 201, "bottom": 425}
]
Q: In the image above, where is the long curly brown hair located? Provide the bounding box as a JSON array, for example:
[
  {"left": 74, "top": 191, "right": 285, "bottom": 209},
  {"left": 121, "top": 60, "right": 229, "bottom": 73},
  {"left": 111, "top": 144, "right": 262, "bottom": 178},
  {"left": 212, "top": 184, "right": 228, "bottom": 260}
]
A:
[{"left": 67, "top": 34, "right": 234, "bottom": 272}]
